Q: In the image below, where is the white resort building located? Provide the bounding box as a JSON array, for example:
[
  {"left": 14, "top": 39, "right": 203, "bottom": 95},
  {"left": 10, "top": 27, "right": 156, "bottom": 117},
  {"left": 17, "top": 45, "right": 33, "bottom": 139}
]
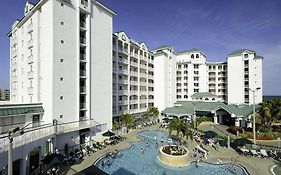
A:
[
  {"left": 112, "top": 32, "right": 154, "bottom": 118},
  {"left": 1, "top": 0, "right": 115, "bottom": 174},
  {"left": 152, "top": 47, "right": 263, "bottom": 112}
]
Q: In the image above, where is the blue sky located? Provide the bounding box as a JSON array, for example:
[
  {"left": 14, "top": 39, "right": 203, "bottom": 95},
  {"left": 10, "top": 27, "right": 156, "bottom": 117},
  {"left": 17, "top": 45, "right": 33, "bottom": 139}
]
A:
[{"left": 0, "top": 0, "right": 281, "bottom": 95}]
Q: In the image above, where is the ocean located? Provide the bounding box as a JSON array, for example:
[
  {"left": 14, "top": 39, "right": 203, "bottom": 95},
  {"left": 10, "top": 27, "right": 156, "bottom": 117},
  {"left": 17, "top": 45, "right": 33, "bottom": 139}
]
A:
[{"left": 263, "top": 96, "right": 281, "bottom": 100}]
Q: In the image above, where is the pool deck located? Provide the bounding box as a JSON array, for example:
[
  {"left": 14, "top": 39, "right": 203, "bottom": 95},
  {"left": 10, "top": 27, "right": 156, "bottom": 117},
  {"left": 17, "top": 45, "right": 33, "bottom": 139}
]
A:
[{"left": 65, "top": 124, "right": 277, "bottom": 175}]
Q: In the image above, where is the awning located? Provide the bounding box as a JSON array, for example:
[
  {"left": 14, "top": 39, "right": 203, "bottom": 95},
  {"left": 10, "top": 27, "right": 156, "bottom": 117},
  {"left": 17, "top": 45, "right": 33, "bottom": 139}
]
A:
[{"left": 0, "top": 106, "right": 44, "bottom": 117}]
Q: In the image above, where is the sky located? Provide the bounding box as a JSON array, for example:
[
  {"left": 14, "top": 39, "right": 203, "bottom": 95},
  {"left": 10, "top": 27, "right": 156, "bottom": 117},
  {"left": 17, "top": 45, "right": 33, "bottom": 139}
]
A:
[{"left": 0, "top": 0, "right": 281, "bottom": 95}]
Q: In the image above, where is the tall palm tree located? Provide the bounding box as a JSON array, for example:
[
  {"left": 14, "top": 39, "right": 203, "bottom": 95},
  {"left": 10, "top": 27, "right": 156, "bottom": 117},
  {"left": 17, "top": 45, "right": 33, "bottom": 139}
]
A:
[
  {"left": 147, "top": 107, "right": 160, "bottom": 121},
  {"left": 119, "top": 112, "right": 134, "bottom": 129}
]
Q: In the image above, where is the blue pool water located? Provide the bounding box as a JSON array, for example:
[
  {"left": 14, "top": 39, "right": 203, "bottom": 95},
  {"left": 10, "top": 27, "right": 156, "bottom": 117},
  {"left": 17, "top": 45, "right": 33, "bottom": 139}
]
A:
[{"left": 95, "top": 130, "right": 248, "bottom": 175}]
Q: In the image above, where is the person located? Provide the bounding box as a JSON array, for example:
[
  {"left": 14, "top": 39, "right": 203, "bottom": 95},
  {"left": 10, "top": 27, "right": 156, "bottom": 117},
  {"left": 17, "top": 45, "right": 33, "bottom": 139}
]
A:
[
  {"left": 160, "top": 136, "right": 164, "bottom": 143},
  {"left": 155, "top": 142, "right": 158, "bottom": 148},
  {"left": 141, "top": 147, "right": 144, "bottom": 153},
  {"left": 107, "top": 159, "right": 111, "bottom": 167},
  {"left": 146, "top": 142, "right": 149, "bottom": 147},
  {"left": 101, "top": 161, "right": 105, "bottom": 167}
]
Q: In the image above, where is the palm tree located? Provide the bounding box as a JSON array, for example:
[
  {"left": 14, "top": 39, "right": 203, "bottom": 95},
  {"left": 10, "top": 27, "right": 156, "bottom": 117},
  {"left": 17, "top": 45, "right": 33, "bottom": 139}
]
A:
[
  {"left": 258, "top": 99, "right": 281, "bottom": 128},
  {"left": 119, "top": 112, "right": 134, "bottom": 129},
  {"left": 147, "top": 107, "right": 160, "bottom": 122}
]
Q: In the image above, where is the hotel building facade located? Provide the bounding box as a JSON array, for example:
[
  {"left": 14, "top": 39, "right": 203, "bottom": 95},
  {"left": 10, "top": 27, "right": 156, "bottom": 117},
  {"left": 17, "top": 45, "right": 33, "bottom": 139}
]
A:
[
  {"left": 153, "top": 47, "right": 263, "bottom": 111},
  {"left": 3, "top": 0, "right": 115, "bottom": 174},
  {"left": 112, "top": 32, "right": 154, "bottom": 118}
]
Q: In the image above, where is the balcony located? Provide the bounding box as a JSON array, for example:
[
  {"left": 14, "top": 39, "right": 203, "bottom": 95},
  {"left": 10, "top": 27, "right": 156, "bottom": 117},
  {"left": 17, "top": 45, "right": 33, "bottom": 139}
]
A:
[
  {"left": 140, "top": 72, "right": 147, "bottom": 78},
  {"left": 118, "top": 100, "right": 128, "bottom": 105},
  {"left": 28, "top": 71, "right": 33, "bottom": 79},
  {"left": 129, "top": 100, "right": 138, "bottom": 104},
  {"left": 80, "top": 102, "right": 87, "bottom": 110},
  {"left": 130, "top": 61, "right": 138, "bottom": 67},
  {"left": 148, "top": 74, "right": 153, "bottom": 79},
  {"left": 27, "top": 23, "right": 33, "bottom": 33},
  {"left": 148, "top": 83, "right": 153, "bottom": 87},
  {"left": 130, "top": 90, "right": 138, "bottom": 95},
  {"left": 139, "top": 64, "right": 146, "bottom": 69},
  {"left": 80, "top": 70, "right": 86, "bottom": 78},
  {"left": 118, "top": 47, "right": 128, "bottom": 56},
  {"left": 80, "top": 0, "right": 89, "bottom": 11},
  {"left": 28, "top": 87, "right": 33, "bottom": 95},
  {"left": 12, "top": 49, "right": 18, "bottom": 57},
  {"left": 118, "top": 57, "right": 128, "bottom": 64},
  {"left": 130, "top": 52, "right": 138, "bottom": 58},
  {"left": 140, "top": 99, "right": 147, "bottom": 104},
  {"left": 118, "top": 69, "right": 128, "bottom": 75},
  {"left": 148, "top": 99, "right": 154, "bottom": 103},
  {"left": 28, "top": 54, "right": 33, "bottom": 63},
  {"left": 140, "top": 81, "right": 147, "bottom": 86},
  {"left": 80, "top": 21, "right": 86, "bottom": 30},
  {"left": 130, "top": 81, "right": 138, "bottom": 85},
  {"left": 80, "top": 37, "right": 86, "bottom": 47},
  {"left": 80, "top": 53, "right": 86, "bottom": 62},
  {"left": 119, "top": 90, "right": 128, "bottom": 94},
  {"left": 80, "top": 86, "right": 86, "bottom": 94},
  {"left": 119, "top": 79, "right": 128, "bottom": 84},
  {"left": 27, "top": 39, "right": 33, "bottom": 48},
  {"left": 130, "top": 71, "right": 138, "bottom": 77}
]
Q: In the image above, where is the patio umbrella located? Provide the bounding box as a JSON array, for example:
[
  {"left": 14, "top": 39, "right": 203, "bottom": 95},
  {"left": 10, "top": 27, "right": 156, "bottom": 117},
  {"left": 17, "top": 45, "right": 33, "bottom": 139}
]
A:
[
  {"left": 204, "top": 131, "right": 218, "bottom": 139},
  {"left": 102, "top": 130, "right": 115, "bottom": 137},
  {"left": 41, "top": 153, "right": 66, "bottom": 164}
]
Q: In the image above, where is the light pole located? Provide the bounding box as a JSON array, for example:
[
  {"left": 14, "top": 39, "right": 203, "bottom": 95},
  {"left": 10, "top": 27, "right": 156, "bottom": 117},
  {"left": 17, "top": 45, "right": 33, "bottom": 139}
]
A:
[
  {"left": 247, "top": 87, "right": 261, "bottom": 146},
  {"left": 192, "top": 103, "right": 196, "bottom": 129},
  {"left": 7, "top": 123, "right": 30, "bottom": 175}
]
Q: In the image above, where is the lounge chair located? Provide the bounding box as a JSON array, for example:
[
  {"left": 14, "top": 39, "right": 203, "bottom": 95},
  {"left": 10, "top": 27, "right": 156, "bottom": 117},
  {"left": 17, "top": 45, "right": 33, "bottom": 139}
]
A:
[
  {"left": 260, "top": 149, "right": 268, "bottom": 158},
  {"left": 250, "top": 149, "right": 260, "bottom": 157}
]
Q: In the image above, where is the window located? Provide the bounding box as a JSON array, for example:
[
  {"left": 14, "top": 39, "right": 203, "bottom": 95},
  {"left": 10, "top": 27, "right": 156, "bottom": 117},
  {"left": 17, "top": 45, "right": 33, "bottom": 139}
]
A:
[
  {"left": 60, "top": 77, "right": 63, "bottom": 81},
  {"left": 194, "top": 71, "right": 199, "bottom": 75},
  {"left": 60, "top": 59, "right": 63, "bottom": 62},
  {"left": 194, "top": 64, "right": 199, "bottom": 69},
  {"left": 196, "top": 54, "right": 199, "bottom": 58},
  {"left": 60, "top": 96, "right": 63, "bottom": 100},
  {"left": 194, "top": 77, "right": 199, "bottom": 81},
  {"left": 194, "top": 89, "right": 199, "bottom": 92},
  {"left": 184, "top": 89, "right": 188, "bottom": 92},
  {"left": 184, "top": 83, "right": 188, "bottom": 86},
  {"left": 184, "top": 71, "right": 188, "bottom": 74},
  {"left": 60, "top": 115, "right": 63, "bottom": 118},
  {"left": 61, "top": 21, "right": 64, "bottom": 25},
  {"left": 244, "top": 54, "right": 248, "bottom": 58},
  {"left": 61, "top": 40, "right": 64, "bottom": 44},
  {"left": 178, "top": 65, "right": 181, "bottom": 69},
  {"left": 176, "top": 95, "right": 181, "bottom": 99},
  {"left": 191, "top": 54, "right": 194, "bottom": 58},
  {"left": 184, "top": 95, "right": 188, "bottom": 99},
  {"left": 184, "top": 64, "right": 188, "bottom": 68},
  {"left": 194, "top": 83, "right": 199, "bottom": 87},
  {"left": 184, "top": 76, "right": 188, "bottom": 80},
  {"left": 61, "top": 3, "right": 64, "bottom": 6}
]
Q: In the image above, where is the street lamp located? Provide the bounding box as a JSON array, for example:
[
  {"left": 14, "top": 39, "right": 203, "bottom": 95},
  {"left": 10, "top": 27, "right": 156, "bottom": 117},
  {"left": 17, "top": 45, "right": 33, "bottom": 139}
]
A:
[
  {"left": 192, "top": 103, "right": 196, "bottom": 129},
  {"left": 247, "top": 87, "right": 261, "bottom": 146},
  {"left": 8, "top": 123, "right": 30, "bottom": 175}
]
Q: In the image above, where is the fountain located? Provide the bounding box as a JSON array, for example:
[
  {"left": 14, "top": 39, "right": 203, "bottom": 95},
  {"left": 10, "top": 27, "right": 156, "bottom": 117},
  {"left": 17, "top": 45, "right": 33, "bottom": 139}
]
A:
[{"left": 158, "top": 145, "right": 189, "bottom": 167}]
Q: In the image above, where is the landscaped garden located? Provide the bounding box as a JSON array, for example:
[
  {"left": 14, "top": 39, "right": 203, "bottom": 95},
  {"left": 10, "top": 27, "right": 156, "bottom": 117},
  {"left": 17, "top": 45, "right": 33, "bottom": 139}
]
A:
[{"left": 227, "top": 98, "right": 281, "bottom": 141}]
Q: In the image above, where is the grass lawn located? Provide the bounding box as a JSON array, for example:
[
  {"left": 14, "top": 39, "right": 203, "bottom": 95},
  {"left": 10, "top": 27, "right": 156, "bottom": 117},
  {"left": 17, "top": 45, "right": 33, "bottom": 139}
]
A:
[{"left": 273, "top": 166, "right": 281, "bottom": 175}]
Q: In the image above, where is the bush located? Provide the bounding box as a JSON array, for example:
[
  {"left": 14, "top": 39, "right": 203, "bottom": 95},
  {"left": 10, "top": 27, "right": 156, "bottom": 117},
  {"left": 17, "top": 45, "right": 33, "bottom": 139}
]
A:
[
  {"left": 196, "top": 116, "right": 212, "bottom": 126},
  {"left": 258, "top": 126, "right": 270, "bottom": 132},
  {"left": 227, "top": 126, "right": 243, "bottom": 135}
]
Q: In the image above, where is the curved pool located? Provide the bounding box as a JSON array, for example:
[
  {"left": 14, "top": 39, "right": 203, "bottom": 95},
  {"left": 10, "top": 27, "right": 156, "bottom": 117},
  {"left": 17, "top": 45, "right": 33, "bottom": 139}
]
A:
[{"left": 95, "top": 130, "right": 248, "bottom": 175}]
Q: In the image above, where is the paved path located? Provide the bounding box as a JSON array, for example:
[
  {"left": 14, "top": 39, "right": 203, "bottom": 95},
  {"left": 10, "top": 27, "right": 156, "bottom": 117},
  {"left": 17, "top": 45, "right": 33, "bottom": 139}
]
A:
[{"left": 63, "top": 123, "right": 277, "bottom": 175}]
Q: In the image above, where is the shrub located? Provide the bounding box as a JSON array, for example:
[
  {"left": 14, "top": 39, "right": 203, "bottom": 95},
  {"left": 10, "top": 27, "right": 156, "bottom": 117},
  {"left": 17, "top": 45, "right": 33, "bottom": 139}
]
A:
[
  {"left": 196, "top": 116, "right": 212, "bottom": 126},
  {"left": 227, "top": 126, "right": 243, "bottom": 135}
]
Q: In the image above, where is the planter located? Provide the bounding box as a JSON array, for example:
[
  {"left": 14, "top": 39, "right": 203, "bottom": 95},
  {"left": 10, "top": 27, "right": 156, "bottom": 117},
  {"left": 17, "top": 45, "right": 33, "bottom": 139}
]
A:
[{"left": 158, "top": 145, "right": 189, "bottom": 167}]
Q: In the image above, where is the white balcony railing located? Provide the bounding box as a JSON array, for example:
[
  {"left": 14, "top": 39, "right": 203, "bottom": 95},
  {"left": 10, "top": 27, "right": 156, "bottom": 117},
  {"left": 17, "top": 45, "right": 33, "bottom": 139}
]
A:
[
  {"left": 80, "top": 70, "right": 86, "bottom": 77},
  {"left": 28, "top": 71, "right": 33, "bottom": 79},
  {"left": 119, "top": 79, "right": 128, "bottom": 84},
  {"left": 27, "top": 39, "right": 33, "bottom": 48},
  {"left": 130, "top": 81, "right": 138, "bottom": 85},
  {"left": 80, "top": 86, "right": 86, "bottom": 93},
  {"left": 27, "top": 54, "right": 33, "bottom": 63},
  {"left": 80, "top": 54, "right": 86, "bottom": 62},
  {"left": 130, "top": 71, "right": 138, "bottom": 76},
  {"left": 28, "top": 87, "right": 33, "bottom": 95},
  {"left": 27, "top": 23, "right": 33, "bottom": 33},
  {"left": 130, "top": 61, "right": 138, "bottom": 67}
]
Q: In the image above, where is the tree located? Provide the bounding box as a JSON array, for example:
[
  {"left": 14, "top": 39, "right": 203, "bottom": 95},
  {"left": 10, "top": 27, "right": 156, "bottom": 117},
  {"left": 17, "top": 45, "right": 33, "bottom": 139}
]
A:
[
  {"left": 112, "top": 120, "right": 120, "bottom": 130},
  {"left": 258, "top": 99, "right": 281, "bottom": 128},
  {"left": 119, "top": 112, "right": 134, "bottom": 128},
  {"left": 147, "top": 107, "right": 160, "bottom": 121}
]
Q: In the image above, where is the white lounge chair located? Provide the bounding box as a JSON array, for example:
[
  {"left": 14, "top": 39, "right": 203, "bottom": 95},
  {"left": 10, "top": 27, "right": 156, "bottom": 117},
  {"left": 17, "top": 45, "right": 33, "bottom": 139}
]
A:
[{"left": 260, "top": 149, "right": 269, "bottom": 158}]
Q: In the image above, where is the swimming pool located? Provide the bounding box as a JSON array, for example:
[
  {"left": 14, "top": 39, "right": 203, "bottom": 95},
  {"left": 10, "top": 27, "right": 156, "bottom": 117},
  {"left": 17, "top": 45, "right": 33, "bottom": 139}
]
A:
[{"left": 95, "top": 130, "right": 248, "bottom": 175}]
